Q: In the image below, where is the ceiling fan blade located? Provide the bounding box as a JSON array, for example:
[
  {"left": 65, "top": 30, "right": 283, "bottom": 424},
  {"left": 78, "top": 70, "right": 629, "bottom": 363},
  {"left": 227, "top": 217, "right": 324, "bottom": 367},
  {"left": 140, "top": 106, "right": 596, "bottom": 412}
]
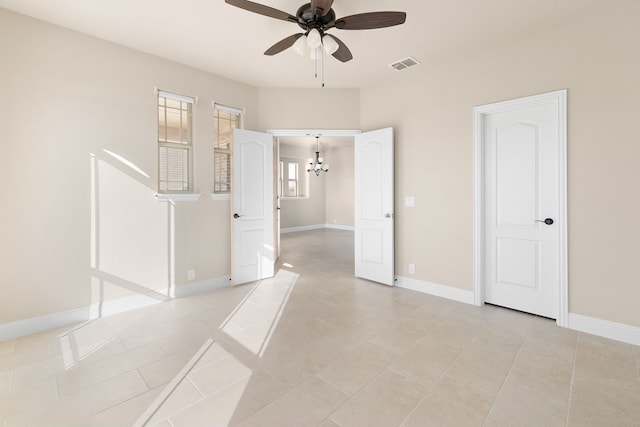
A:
[
  {"left": 310, "top": 0, "right": 334, "bottom": 16},
  {"left": 225, "top": 0, "right": 296, "bottom": 22},
  {"left": 329, "top": 35, "right": 353, "bottom": 62},
  {"left": 264, "top": 34, "right": 304, "bottom": 55},
  {"left": 335, "top": 11, "right": 406, "bottom": 30}
]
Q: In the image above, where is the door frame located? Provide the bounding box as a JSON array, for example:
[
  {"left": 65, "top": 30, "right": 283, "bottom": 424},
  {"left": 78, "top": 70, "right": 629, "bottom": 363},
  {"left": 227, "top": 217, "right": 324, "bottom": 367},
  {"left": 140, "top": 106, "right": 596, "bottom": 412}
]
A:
[{"left": 473, "top": 90, "right": 568, "bottom": 327}]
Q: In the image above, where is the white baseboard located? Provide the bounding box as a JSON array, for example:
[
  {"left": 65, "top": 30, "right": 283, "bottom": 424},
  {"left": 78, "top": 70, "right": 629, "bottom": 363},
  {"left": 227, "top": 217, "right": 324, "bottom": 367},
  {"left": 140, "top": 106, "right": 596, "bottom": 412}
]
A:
[
  {"left": 280, "top": 224, "right": 326, "bottom": 234},
  {"left": 280, "top": 224, "right": 354, "bottom": 234},
  {"left": 0, "top": 306, "right": 90, "bottom": 342},
  {"left": 0, "top": 275, "right": 232, "bottom": 343},
  {"left": 174, "top": 275, "right": 231, "bottom": 298},
  {"left": 395, "top": 276, "right": 475, "bottom": 305},
  {"left": 568, "top": 313, "right": 640, "bottom": 346},
  {"left": 395, "top": 279, "right": 640, "bottom": 346},
  {"left": 88, "top": 293, "right": 168, "bottom": 320},
  {"left": 325, "top": 224, "right": 354, "bottom": 231}
]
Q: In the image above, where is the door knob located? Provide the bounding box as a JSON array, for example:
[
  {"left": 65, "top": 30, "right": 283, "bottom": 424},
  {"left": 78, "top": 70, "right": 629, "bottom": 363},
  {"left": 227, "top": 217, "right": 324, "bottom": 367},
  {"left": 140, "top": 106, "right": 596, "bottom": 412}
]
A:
[
  {"left": 233, "top": 213, "right": 244, "bottom": 219},
  {"left": 384, "top": 213, "right": 394, "bottom": 219},
  {"left": 535, "top": 218, "right": 554, "bottom": 225}
]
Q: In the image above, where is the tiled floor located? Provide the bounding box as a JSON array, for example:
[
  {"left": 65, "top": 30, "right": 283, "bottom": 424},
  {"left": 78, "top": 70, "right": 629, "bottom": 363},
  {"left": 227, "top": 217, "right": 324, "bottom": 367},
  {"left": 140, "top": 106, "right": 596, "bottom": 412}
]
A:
[{"left": 2, "top": 229, "right": 640, "bottom": 426}]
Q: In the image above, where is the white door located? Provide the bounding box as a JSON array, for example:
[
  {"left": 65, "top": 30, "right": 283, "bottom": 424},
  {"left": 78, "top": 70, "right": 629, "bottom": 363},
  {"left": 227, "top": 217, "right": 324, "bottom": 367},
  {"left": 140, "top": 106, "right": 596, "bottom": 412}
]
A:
[
  {"left": 483, "top": 97, "right": 563, "bottom": 318},
  {"left": 276, "top": 139, "right": 281, "bottom": 259},
  {"left": 354, "top": 128, "right": 394, "bottom": 286},
  {"left": 232, "top": 129, "right": 274, "bottom": 285}
]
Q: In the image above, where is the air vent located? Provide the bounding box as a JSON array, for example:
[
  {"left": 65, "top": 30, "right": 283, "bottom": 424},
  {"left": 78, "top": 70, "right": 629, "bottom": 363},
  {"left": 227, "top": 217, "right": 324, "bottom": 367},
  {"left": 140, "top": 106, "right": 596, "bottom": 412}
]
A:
[{"left": 389, "top": 56, "right": 421, "bottom": 71}]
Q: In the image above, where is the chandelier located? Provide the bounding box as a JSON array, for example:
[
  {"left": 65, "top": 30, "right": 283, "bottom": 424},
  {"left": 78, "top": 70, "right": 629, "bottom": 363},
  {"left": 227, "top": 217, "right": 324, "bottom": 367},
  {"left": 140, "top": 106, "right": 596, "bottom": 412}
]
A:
[{"left": 306, "top": 136, "right": 329, "bottom": 176}]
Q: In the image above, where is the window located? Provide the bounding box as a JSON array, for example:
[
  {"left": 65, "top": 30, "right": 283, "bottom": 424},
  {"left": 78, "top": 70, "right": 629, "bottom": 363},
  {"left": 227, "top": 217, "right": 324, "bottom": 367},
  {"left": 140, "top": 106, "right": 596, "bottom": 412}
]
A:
[
  {"left": 157, "top": 90, "right": 194, "bottom": 193},
  {"left": 287, "top": 162, "right": 298, "bottom": 197},
  {"left": 280, "top": 158, "right": 307, "bottom": 198},
  {"left": 213, "top": 104, "right": 242, "bottom": 195}
]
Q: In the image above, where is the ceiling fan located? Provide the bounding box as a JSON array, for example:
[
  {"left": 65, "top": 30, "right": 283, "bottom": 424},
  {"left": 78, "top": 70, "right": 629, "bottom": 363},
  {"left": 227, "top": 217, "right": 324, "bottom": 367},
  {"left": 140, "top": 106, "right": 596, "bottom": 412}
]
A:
[{"left": 225, "top": 0, "right": 407, "bottom": 62}]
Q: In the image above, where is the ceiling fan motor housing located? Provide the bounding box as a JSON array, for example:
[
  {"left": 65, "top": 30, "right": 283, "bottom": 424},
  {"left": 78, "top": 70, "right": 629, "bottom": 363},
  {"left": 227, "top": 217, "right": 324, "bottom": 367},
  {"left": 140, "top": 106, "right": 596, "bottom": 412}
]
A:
[{"left": 296, "top": 3, "right": 336, "bottom": 32}]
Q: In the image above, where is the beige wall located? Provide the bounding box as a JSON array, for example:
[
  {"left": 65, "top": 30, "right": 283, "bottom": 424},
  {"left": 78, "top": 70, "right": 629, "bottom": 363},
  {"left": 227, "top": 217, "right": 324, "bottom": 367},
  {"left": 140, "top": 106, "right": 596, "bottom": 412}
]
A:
[
  {"left": 279, "top": 141, "right": 326, "bottom": 229},
  {"left": 325, "top": 143, "right": 355, "bottom": 227},
  {"left": 360, "top": 5, "right": 640, "bottom": 327},
  {"left": 0, "top": 9, "right": 258, "bottom": 323},
  {"left": 257, "top": 88, "right": 360, "bottom": 130},
  {"left": 278, "top": 139, "right": 354, "bottom": 230}
]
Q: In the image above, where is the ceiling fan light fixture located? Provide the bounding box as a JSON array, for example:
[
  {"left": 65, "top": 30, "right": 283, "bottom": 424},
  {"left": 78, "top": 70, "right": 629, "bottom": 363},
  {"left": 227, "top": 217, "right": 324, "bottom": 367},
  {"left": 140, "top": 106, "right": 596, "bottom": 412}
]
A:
[
  {"left": 306, "top": 28, "right": 322, "bottom": 49},
  {"left": 292, "top": 34, "right": 307, "bottom": 55},
  {"left": 322, "top": 34, "right": 339, "bottom": 55}
]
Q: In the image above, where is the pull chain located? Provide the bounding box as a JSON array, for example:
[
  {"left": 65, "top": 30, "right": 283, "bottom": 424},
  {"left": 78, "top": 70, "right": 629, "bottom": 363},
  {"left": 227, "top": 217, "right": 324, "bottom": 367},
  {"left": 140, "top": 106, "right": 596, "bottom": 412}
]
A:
[
  {"left": 321, "top": 48, "right": 325, "bottom": 88},
  {"left": 314, "top": 48, "right": 318, "bottom": 79}
]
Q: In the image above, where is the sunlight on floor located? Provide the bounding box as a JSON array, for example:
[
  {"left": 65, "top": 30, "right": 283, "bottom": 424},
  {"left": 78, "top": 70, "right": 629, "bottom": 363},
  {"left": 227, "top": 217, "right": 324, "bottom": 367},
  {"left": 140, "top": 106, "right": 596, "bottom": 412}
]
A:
[
  {"left": 59, "top": 320, "right": 118, "bottom": 369},
  {"left": 219, "top": 269, "right": 299, "bottom": 357},
  {"left": 134, "top": 268, "right": 299, "bottom": 426}
]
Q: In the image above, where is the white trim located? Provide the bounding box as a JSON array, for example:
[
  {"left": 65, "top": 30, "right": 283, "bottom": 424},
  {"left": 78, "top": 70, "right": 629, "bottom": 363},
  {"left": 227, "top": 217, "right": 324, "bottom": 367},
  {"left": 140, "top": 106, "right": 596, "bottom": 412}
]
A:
[
  {"left": 157, "top": 89, "right": 195, "bottom": 104},
  {"left": 0, "top": 307, "right": 90, "bottom": 342},
  {"left": 267, "top": 129, "right": 361, "bottom": 137},
  {"left": 0, "top": 275, "right": 231, "bottom": 342},
  {"left": 280, "top": 224, "right": 326, "bottom": 234},
  {"left": 325, "top": 224, "right": 354, "bottom": 231},
  {"left": 174, "top": 276, "right": 231, "bottom": 298},
  {"left": 213, "top": 102, "right": 244, "bottom": 115},
  {"left": 568, "top": 313, "right": 640, "bottom": 346},
  {"left": 155, "top": 193, "right": 201, "bottom": 202},
  {"left": 89, "top": 293, "right": 166, "bottom": 319},
  {"left": 396, "top": 276, "right": 475, "bottom": 305},
  {"left": 211, "top": 193, "right": 231, "bottom": 201},
  {"left": 473, "top": 89, "right": 568, "bottom": 327},
  {"left": 89, "top": 276, "right": 231, "bottom": 317}
]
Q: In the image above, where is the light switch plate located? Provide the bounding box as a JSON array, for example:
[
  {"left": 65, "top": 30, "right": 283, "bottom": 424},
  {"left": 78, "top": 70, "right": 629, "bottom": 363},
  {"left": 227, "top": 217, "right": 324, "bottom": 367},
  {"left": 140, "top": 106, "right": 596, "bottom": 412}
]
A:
[{"left": 405, "top": 196, "right": 415, "bottom": 207}]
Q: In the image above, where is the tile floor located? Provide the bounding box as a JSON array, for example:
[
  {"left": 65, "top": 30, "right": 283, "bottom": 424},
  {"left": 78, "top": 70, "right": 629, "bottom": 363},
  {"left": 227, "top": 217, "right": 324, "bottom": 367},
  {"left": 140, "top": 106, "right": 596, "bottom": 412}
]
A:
[{"left": 1, "top": 229, "right": 640, "bottom": 426}]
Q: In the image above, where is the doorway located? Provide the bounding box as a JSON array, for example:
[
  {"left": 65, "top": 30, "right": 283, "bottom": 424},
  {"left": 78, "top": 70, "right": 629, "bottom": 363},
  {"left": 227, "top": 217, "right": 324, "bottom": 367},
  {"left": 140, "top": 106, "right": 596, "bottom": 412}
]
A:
[
  {"left": 269, "top": 128, "right": 395, "bottom": 287},
  {"left": 473, "top": 90, "right": 568, "bottom": 326},
  {"left": 276, "top": 134, "right": 356, "bottom": 279},
  {"left": 277, "top": 135, "right": 355, "bottom": 235}
]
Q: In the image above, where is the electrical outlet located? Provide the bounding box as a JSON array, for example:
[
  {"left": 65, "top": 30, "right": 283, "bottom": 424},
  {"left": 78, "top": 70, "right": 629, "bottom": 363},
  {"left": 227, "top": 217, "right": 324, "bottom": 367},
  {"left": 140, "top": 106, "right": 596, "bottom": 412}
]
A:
[
  {"left": 405, "top": 196, "right": 415, "bottom": 208},
  {"left": 408, "top": 263, "right": 415, "bottom": 275},
  {"left": 187, "top": 269, "right": 195, "bottom": 281}
]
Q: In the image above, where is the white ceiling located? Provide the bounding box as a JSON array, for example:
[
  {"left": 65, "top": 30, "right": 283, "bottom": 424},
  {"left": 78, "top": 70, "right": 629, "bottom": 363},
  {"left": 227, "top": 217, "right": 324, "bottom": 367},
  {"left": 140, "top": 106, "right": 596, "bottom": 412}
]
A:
[{"left": 0, "top": 0, "right": 625, "bottom": 89}]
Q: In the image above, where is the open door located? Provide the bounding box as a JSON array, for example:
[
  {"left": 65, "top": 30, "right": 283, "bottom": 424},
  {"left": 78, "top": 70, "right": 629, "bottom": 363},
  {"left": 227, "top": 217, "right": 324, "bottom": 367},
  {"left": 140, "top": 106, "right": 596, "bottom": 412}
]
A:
[
  {"left": 354, "top": 128, "right": 395, "bottom": 286},
  {"left": 232, "top": 129, "right": 274, "bottom": 285}
]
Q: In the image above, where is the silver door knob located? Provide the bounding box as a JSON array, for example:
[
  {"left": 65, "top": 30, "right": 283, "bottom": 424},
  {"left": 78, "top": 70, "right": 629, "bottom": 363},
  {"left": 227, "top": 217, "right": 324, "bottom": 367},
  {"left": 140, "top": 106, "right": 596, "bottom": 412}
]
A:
[{"left": 384, "top": 213, "right": 394, "bottom": 219}]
